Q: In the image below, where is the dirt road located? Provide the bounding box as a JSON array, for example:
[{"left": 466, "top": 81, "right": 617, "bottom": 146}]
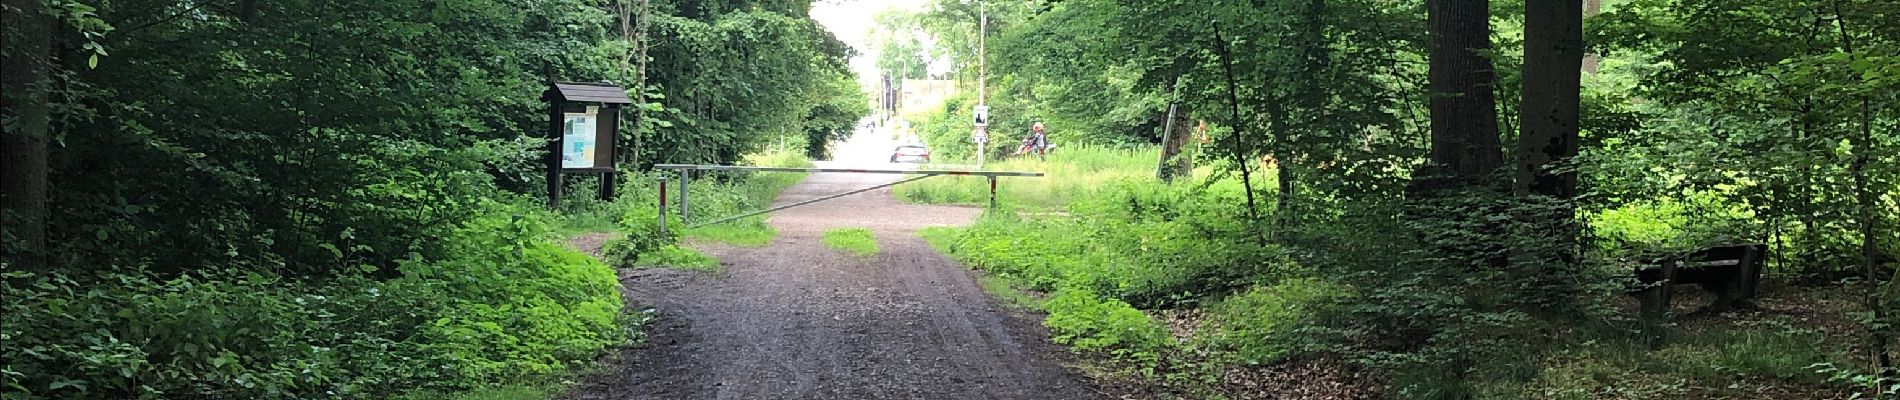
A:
[{"left": 566, "top": 133, "right": 1099, "bottom": 400}]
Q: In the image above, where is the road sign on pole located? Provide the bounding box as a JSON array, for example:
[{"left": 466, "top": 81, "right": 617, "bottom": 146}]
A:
[
  {"left": 974, "top": 126, "right": 988, "bottom": 168},
  {"left": 973, "top": 105, "right": 989, "bottom": 127}
]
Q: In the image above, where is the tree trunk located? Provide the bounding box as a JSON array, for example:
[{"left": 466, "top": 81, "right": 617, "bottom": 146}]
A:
[
  {"left": 1833, "top": 2, "right": 1893, "bottom": 386},
  {"left": 628, "top": 0, "right": 651, "bottom": 168},
  {"left": 1279, "top": 0, "right": 1326, "bottom": 230},
  {"left": 1517, "top": 0, "right": 1582, "bottom": 199},
  {"left": 1213, "top": 24, "right": 1266, "bottom": 248},
  {"left": 1427, "top": 0, "right": 1504, "bottom": 183},
  {"left": 1157, "top": 79, "right": 1193, "bottom": 182},
  {"left": 1582, "top": 0, "right": 1601, "bottom": 75},
  {"left": 1516, "top": 0, "right": 1585, "bottom": 313},
  {"left": 1, "top": 0, "right": 54, "bottom": 272}
]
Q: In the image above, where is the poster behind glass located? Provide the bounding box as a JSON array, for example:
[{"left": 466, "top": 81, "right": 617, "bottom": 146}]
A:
[{"left": 562, "top": 112, "right": 598, "bottom": 169}]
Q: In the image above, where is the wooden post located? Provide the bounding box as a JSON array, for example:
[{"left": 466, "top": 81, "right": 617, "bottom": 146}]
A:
[
  {"left": 1736, "top": 244, "right": 1764, "bottom": 307},
  {"left": 1644, "top": 259, "right": 1679, "bottom": 349},
  {"left": 546, "top": 91, "right": 565, "bottom": 209},
  {"left": 600, "top": 172, "right": 616, "bottom": 201},
  {"left": 600, "top": 103, "right": 623, "bottom": 201}
]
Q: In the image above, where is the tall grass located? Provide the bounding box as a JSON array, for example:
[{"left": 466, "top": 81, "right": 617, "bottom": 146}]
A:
[
  {"left": 1499, "top": 321, "right": 1842, "bottom": 399},
  {"left": 674, "top": 149, "right": 814, "bottom": 245},
  {"left": 558, "top": 149, "right": 813, "bottom": 246},
  {"left": 896, "top": 145, "right": 1180, "bottom": 210},
  {"left": 592, "top": 149, "right": 815, "bottom": 271}
]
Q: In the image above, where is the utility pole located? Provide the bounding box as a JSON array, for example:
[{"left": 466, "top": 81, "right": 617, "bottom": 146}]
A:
[{"left": 975, "top": 0, "right": 988, "bottom": 168}]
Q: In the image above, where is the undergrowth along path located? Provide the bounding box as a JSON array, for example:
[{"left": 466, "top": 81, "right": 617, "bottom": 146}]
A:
[{"left": 568, "top": 145, "right": 1099, "bottom": 399}]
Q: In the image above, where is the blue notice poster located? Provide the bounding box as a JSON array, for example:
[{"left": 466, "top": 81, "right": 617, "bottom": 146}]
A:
[{"left": 562, "top": 114, "right": 597, "bottom": 169}]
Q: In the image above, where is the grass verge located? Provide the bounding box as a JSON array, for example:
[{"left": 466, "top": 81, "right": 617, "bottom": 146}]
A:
[
  {"left": 979, "top": 274, "right": 1043, "bottom": 311},
  {"left": 822, "top": 228, "right": 880, "bottom": 257},
  {"left": 397, "top": 385, "right": 551, "bottom": 400},
  {"left": 631, "top": 245, "right": 721, "bottom": 272},
  {"left": 685, "top": 218, "right": 776, "bottom": 247}
]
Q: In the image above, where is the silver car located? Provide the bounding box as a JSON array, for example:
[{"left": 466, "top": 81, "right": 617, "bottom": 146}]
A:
[{"left": 889, "top": 145, "right": 931, "bottom": 163}]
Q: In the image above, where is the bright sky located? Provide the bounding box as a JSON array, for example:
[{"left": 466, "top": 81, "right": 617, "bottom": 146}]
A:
[{"left": 810, "top": 0, "right": 941, "bottom": 90}]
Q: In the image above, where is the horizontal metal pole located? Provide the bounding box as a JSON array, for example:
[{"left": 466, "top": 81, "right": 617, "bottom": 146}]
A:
[
  {"left": 653, "top": 164, "right": 1044, "bottom": 177},
  {"left": 687, "top": 174, "right": 937, "bottom": 228}
]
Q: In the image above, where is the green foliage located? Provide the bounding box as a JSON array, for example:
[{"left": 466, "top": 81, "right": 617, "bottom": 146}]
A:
[
  {"left": 925, "top": 170, "right": 1307, "bottom": 380},
  {"left": 632, "top": 245, "right": 722, "bottom": 272},
  {"left": 1042, "top": 288, "right": 1173, "bottom": 366},
  {"left": 1513, "top": 321, "right": 1840, "bottom": 399},
  {"left": 0, "top": 208, "right": 628, "bottom": 399},
  {"left": 687, "top": 223, "right": 778, "bottom": 248},
  {"left": 868, "top": 9, "right": 930, "bottom": 79},
  {"left": 802, "top": 74, "right": 873, "bottom": 160},
  {"left": 938, "top": 176, "right": 1284, "bottom": 308},
  {"left": 821, "top": 228, "right": 880, "bottom": 257},
  {"left": 393, "top": 385, "right": 551, "bottom": 400},
  {"left": 2, "top": 0, "right": 859, "bottom": 397},
  {"left": 608, "top": 203, "right": 683, "bottom": 262},
  {"left": 1588, "top": 0, "right": 1900, "bottom": 278},
  {"left": 976, "top": 274, "right": 1043, "bottom": 311},
  {"left": 600, "top": 150, "right": 813, "bottom": 265},
  {"left": 1202, "top": 279, "right": 1343, "bottom": 365},
  {"left": 896, "top": 145, "right": 1170, "bottom": 210},
  {"left": 638, "top": 3, "right": 866, "bottom": 165},
  {"left": 886, "top": 0, "right": 1896, "bottom": 397}
]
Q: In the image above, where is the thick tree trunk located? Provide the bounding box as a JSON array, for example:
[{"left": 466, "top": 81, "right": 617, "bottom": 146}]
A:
[
  {"left": 1517, "top": 0, "right": 1582, "bottom": 199},
  {"left": 1516, "top": 0, "right": 1585, "bottom": 314},
  {"left": 1427, "top": 0, "right": 1504, "bottom": 183},
  {"left": 2, "top": 0, "right": 54, "bottom": 272}
]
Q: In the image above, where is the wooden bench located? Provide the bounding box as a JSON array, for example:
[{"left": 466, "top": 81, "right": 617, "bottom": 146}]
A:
[{"left": 1632, "top": 243, "right": 1767, "bottom": 319}]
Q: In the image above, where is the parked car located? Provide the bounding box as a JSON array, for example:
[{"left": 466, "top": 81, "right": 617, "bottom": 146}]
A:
[{"left": 890, "top": 145, "right": 931, "bottom": 163}]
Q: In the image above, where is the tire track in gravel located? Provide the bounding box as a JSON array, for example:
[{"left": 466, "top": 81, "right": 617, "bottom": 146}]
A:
[{"left": 567, "top": 152, "right": 1100, "bottom": 399}]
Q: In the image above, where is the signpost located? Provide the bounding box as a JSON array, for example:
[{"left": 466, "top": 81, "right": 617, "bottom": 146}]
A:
[
  {"left": 973, "top": 105, "right": 990, "bottom": 168},
  {"left": 544, "top": 82, "right": 633, "bottom": 208}
]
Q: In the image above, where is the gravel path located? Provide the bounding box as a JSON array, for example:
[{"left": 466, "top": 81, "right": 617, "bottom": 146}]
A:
[{"left": 566, "top": 158, "right": 1100, "bottom": 399}]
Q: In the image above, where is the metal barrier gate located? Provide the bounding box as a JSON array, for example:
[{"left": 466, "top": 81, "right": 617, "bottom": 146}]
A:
[{"left": 651, "top": 164, "right": 1043, "bottom": 235}]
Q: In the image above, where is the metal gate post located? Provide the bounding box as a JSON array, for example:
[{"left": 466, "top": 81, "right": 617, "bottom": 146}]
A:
[
  {"left": 988, "top": 176, "right": 998, "bottom": 209},
  {"left": 658, "top": 176, "right": 669, "bottom": 236},
  {"left": 678, "top": 169, "right": 690, "bottom": 223}
]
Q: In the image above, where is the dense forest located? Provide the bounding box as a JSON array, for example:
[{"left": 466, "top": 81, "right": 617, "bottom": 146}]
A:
[
  {"left": 4, "top": 0, "right": 1897, "bottom": 398},
  {"left": 889, "top": 0, "right": 1899, "bottom": 397},
  {"left": 2, "top": 0, "right": 862, "bottom": 397}
]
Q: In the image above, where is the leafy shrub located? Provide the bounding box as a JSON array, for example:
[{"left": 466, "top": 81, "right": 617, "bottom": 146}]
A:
[
  {"left": 1042, "top": 288, "right": 1172, "bottom": 367},
  {"left": 600, "top": 150, "right": 812, "bottom": 266},
  {"left": 0, "top": 208, "right": 628, "bottom": 399},
  {"left": 1204, "top": 278, "right": 1344, "bottom": 365},
  {"left": 604, "top": 204, "right": 683, "bottom": 267}
]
